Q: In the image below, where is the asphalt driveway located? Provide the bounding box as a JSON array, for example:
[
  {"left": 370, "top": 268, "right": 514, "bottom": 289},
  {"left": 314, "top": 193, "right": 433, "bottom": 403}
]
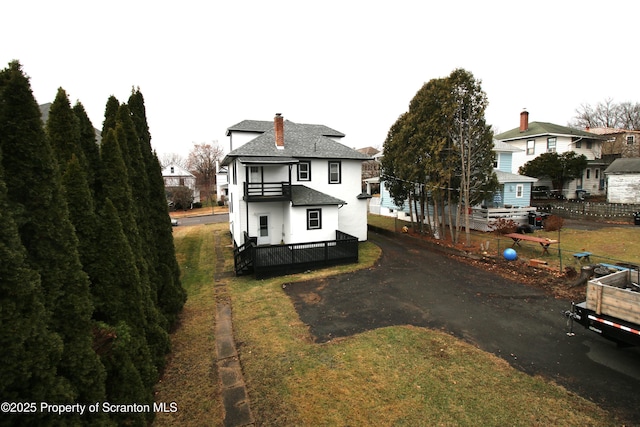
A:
[{"left": 284, "top": 230, "right": 640, "bottom": 425}]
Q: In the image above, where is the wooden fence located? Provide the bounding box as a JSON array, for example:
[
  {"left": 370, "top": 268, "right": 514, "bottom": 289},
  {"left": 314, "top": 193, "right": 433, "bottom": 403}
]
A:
[{"left": 536, "top": 200, "right": 640, "bottom": 222}]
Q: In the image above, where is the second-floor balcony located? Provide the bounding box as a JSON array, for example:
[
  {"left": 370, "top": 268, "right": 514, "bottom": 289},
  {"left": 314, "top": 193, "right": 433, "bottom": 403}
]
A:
[{"left": 244, "top": 182, "right": 292, "bottom": 202}]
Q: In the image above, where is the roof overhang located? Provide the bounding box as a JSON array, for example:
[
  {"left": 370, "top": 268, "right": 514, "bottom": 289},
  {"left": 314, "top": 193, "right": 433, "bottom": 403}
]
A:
[{"left": 238, "top": 156, "right": 298, "bottom": 165}]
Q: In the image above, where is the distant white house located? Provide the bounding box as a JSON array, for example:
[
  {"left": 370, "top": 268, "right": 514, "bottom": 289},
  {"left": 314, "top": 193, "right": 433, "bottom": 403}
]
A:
[
  {"left": 161, "top": 164, "right": 200, "bottom": 203},
  {"left": 222, "top": 114, "right": 371, "bottom": 247},
  {"left": 604, "top": 158, "right": 640, "bottom": 204},
  {"left": 495, "top": 110, "right": 607, "bottom": 199}
]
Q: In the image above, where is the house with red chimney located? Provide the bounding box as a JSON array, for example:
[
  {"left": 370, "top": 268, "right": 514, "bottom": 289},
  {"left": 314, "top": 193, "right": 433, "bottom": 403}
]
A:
[
  {"left": 495, "top": 110, "right": 607, "bottom": 199},
  {"left": 222, "top": 114, "right": 371, "bottom": 276}
]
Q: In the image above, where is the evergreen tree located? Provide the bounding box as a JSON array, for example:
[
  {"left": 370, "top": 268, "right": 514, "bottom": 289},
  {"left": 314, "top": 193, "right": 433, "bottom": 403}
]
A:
[
  {"left": 519, "top": 151, "right": 588, "bottom": 193},
  {"left": 446, "top": 69, "right": 498, "bottom": 245},
  {"left": 94, "top": 199, "right": 157, "bottom": 410},
  {"left": 101, "top": 95, "right": 119, "bottom": 136},
  {"left": 0, "top": 150, "right": 68, "bottom": 425},
  {"left": 0, "top": 60, "right": 106, "bottom": 408},
  {"left": 128, "top": 89, "right": 186, "bottom": 327},
  {"left": 47, "top": 87, "right": 87, "bottom": 176},
  {"left": 98, "top": 128, "right": 169, "bottom": 379},
  {"left": 62, "top": 155, "right": 98, "bottom": 279},
  {"left": 73, "top": 101, "right": 100, "bottom": 195}
]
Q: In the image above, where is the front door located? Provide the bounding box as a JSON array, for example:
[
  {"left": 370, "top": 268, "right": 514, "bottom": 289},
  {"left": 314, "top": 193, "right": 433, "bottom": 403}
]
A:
[{"left": 257, "top": 214, "right": 269, "bottom": 245}]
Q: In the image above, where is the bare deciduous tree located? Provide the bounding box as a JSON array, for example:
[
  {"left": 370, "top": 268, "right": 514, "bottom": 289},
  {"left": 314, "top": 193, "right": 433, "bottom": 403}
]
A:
[
  {"left": 159, "top": 152, "right": 187, "bottom": 168},
  {"left": 570, "top": 98, "right": 640, "bottom": 130},
  {"left": 186, "top": 142, "right": 224, "bottom": 203}
]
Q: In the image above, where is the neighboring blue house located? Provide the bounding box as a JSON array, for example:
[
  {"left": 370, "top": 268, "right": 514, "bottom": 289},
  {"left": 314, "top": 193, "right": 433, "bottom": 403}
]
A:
[{"left": 492, "top": 140, "right": 537, "bottom": 208}]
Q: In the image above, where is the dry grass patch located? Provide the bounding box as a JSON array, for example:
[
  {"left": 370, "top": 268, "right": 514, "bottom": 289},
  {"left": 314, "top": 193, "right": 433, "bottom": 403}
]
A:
[{"left": 153, "top": 224, "right": 225, "bottom": 426}]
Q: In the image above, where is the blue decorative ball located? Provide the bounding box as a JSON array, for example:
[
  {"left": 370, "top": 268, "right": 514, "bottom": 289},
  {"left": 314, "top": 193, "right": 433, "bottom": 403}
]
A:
[{"left": 503, "top": 248, "right": 517, "bottom": 261}]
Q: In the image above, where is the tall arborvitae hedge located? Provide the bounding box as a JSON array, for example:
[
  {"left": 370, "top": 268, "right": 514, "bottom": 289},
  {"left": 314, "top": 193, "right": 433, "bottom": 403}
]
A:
[
  {"left": 1, "top": 62, "right": 186, "bottom": 425},
  {"left": 97, "top": 127, "right": 168, "bottom": 381},
  {"left": 0, "top": 62, "right": 106, "bottom": 414},
  {"left": 0, "top": 151, "right": 68, "bottom": 426},
  {"left": 128, "top": 89, "right": 186, "bottom": 327},
  {"left": 94, "top": 198, "right": 155, "bottom": 426}
]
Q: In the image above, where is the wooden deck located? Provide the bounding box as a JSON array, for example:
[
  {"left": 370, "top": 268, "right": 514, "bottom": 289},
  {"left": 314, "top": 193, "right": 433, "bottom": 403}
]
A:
[{"left": 234, "top": 231, "right": 359, "bottom": 278}]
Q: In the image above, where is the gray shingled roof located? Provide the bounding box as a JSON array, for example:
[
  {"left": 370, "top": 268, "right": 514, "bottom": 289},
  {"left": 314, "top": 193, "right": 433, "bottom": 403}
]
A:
[
  {"left": 494, "top": 169, "right": 537, "bottom": 183},
  {"left": 222, "top": 120, "right": 370, "bottom": 165},
  {"left": 226, "top": 120, "right": 274, "bottom": 135},
  {"left": 226, "top": 119, "right": 345, "bottom": 137},
  {"left": 493, "top": 139, "right": 522, "bottom": 152},
  {"left": 290, "top": 185, "right": 346, "bottom": 206},
  {"left": 495, "top": 122, "right": 606, "bottom": 141},
  {"left": 604, "top": 158, "right": 640, "bottom": 174}
]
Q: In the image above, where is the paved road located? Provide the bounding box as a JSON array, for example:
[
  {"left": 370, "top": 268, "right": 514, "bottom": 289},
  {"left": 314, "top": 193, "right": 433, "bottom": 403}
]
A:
[
  {"left": 285, "top": 230, "right": 640, "bottom": 425},
  {"left": 173, "top": 213, "right": 228, "bottom": 227}
]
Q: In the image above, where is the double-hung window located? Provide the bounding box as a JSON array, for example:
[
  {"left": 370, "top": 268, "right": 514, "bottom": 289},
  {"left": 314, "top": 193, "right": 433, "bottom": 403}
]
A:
[
  {"left": 307, "top": 209, "right": 322, "bottom": 230},
  {"left": 547, "top": 137, "right": 556, "bottom": 153},
  {"left": 526, "top": 140, "right": 535, "bottom": 155},
  {"left": 328, "top": 161, "right": 341, "bottom": 184},
  {"left": 298, "top": 161, "right": 311, "bottom": 181}
]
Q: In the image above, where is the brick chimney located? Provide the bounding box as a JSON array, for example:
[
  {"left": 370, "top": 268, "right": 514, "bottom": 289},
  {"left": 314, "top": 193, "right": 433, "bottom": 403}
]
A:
[
  {"left": 519, "top": 109, "right": 529, "bottom": 132},
  {"left": 274, "top": 113, "right": 284, "bottom": 149}
]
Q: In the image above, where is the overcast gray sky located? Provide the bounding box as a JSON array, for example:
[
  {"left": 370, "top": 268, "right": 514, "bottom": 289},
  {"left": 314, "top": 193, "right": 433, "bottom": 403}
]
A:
[{"left": 3, "top": 1, "right": 638, "bottom": 159}]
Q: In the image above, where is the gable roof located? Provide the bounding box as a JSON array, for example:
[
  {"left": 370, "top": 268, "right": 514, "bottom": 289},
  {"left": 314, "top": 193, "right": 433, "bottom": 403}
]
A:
[
  {"left": 604, "top": 158, "right": 640, "bottom": 174},
  {"left": 493, "top": 139, "right": 522, "bottom": 152},
  {"left": 357, "top": 146, "right": 380, "bottom": 156},
  {"left": 495, "top": 122, "right": 605, "bottom": 141},
  {"left": 161, "top": 163, "right": 194, "bottom": 177},
  {"left": 222, "top": 119, "right": 370, "bottom": 165},
  {"left": 494, "top": 169, "right": 537, "bottom": 183}
]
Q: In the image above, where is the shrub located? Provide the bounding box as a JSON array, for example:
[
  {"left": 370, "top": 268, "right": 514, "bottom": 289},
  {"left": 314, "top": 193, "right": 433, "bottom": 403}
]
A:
[
  {"left": 192, "top": 202, "right": 202, "bottom": 209},
  {"left": 489, "top": 218, "right": 518, "bottom": 235},
  {"left": 544, "top": 215, "right": 564, "bottom": 232}
]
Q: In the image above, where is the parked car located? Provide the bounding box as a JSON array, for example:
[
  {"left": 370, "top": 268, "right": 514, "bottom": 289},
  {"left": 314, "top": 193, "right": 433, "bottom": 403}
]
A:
[
  {"left": 532, "top": 186, "right": 551, "bottom": 199},
  {"left": 171, "top": 218, "right": 179, "bottom": 226}
]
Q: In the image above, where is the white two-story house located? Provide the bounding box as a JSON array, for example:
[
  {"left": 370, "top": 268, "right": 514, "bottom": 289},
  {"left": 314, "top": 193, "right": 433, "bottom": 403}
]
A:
[
  {"left": 495, "top": 110, "right": 607, "bottom": 199},
  {"left": 222, "top": 114, "right": 371, "bottom": 249},
  {"left": 162, "top": 163, "right": 200, "bottom": 203}
]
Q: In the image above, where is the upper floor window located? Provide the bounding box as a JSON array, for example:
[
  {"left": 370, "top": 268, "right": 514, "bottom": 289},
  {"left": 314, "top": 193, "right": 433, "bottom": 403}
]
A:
[
  {"left": 547, "top": 137, "right": 557, "bottom": 153},
  {"left": 298, "top": 161, "right": 311, "bottom": 181},
  {"left": 586, "top": 169, "right": 591, "bottom": 179},
  {"left": 328, "top": 161, "right": 341, "bottom": 184},
  {"left": 307, "top": 209, "right": 322, "bottom": 230},
  {"left": 493, "top": 153, "right": 499, "bottom": 169},
  {"left": 575, "top": 140, "right": 582, "bottom": 149},
  {"left": 586, "top": 140, "right": 592, "bottom": 150},
  {"left": 526, "top": 140, "right": 535, "bottom": 155},
  {"left": 627, "top": 135, "right": 635, "bottom": 145},
  {"left": 516, "top": 184, "right": 523, "bottom": 198}
]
